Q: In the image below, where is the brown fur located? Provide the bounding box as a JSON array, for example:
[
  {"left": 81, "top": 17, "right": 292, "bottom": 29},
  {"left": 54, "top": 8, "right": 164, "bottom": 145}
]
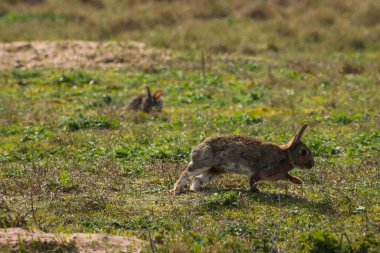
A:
[
  {"left": 127, "top": 87, "right": 163, "bottom": 113},
  {"left": 173, "top": 124, "right": 314, "bottom": 194}
]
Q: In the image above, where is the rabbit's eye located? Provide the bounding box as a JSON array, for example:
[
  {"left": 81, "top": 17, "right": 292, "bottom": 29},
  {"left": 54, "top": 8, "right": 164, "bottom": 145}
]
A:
[{"left": 300, "top": 149, "right": 308, "bottom": 156}]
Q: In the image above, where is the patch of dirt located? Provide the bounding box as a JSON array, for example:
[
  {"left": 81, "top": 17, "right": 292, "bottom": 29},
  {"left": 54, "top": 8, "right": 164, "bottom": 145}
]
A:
[
  {"left": 0, "top": 41, "right": 171, "bottom": 70},
  {"left": 0, "top": 227, "right": 145, "bottom": 252}
]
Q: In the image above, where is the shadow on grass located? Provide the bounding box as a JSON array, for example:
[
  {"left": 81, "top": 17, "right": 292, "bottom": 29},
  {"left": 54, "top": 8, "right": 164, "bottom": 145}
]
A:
[
  {"left": 196, "top": 187, "right": 336, "bottom": 214},
  {"left": 249, "top": 191, "right": 336, "bottom": 214}
]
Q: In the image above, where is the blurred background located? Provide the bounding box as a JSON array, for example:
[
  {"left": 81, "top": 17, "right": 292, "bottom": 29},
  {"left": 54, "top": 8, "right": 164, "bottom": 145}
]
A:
[{"left": 1, "top": 0, "right": 379, "bottom": 54}]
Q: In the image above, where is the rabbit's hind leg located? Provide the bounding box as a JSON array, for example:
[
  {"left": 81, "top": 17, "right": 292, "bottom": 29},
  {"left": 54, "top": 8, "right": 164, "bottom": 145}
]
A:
[
  {"left": 190, "top": 168, "right": 222, "bottom": 191},
  {"left": 249, "top": 175, "right": 260, "bottom": 193}
]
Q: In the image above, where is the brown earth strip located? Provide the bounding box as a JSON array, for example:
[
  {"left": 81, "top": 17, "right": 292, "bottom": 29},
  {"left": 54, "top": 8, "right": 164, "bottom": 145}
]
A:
[
  {"left": 0, "top": 41, "right": 171, "bottom": 70},
  {"left": 0, "top": 227, "right": 145, "bottom": 253}
]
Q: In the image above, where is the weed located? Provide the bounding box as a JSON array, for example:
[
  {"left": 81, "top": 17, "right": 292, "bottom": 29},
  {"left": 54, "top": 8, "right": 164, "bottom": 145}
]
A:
[
  {"left": 299, "top": 230, "right": 380, "bottom": 253},
  {"left": 12, "top": 70, "right": 42, "bottom": 80},
  {"left": 21, "top": 125, "right": 52, "bottom": 142},
  {"left": 50, "top": 71, "right": 97, "bottom": 86},
  {"left": 89, "top": 94, "right": 112, "bottom": 107},
  {"left": 61, "top": 115, "right": 119, "bottom": 131},
  {"left": 299, "top": 230, "right": 340, "bottom": 253},
  {"left": 121, "top": 163, "right": 145, "bottom": 176},
  {"left": 58, "top": 170, "right": 79, "bottom": 192},
  {"left": 331, "top": 110, "right": 361, "bottom": 125},
  {"left": 206, "top": 191, "right": 238, "bottom": 208},
  {"left": 251, "top": 238, "right": 276, "bottom": 253},
  {"left": 0, "top": 12, "right": 80, "bottom": 24},
  {"left": 351, "top": 234, "right": 380, "bottom": 253},
  {"left": 224, "top": 221, "right": 257, "bottom": 237}
]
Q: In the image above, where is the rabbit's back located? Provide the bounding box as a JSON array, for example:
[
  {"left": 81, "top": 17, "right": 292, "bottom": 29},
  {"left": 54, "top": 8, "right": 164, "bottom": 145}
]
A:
[
  {"left": 127, "top": 95, "right": 144, "bottom": 110},
  {"left": 191, "top": 135, "right": 284, "bottom": 174},
  {"left": 128, "top": 94, "right": 162, "bottom": 112}
]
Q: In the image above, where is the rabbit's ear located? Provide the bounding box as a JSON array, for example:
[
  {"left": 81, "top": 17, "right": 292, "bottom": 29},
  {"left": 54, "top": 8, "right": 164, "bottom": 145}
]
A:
[
  {"left": 146, "top": 86, "right": 152, "bottom": 98},
  {"left": 288, "top": 124, "right": 308, "bottom": 147},
  {"left": 153, "top": 90, "right": 163, "bottom": 99}
]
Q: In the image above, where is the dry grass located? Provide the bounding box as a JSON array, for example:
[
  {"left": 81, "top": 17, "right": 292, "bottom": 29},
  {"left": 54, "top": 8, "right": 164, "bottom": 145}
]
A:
[{"left": 0, "top": 0, "right": 379, "bottom": 53}]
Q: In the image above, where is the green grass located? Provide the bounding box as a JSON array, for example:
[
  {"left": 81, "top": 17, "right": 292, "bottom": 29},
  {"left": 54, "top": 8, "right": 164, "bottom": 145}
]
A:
[
  {"left": 0, "top": 51, "right": 379, "bottom": 251},
  {"left": 0, "top": 1, "right": 379, "bottom": 251}
]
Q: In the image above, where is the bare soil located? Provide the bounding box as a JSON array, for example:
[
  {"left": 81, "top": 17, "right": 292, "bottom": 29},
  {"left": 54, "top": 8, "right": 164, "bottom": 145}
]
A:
[
  {"left": 0, "top": 227, "right": 145, "bottom": 252},
  {"left": 0, "top": 41, "right": 171, "bottom": 70}
]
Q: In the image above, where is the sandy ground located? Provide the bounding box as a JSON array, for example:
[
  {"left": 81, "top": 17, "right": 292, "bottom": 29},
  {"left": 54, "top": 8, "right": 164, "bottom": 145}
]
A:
[
  {"left": 0, "top": 41, "right": 171, "bottom": 70},
  {"left": 0, "top": 227, "right": 145, "bottom": 252}
]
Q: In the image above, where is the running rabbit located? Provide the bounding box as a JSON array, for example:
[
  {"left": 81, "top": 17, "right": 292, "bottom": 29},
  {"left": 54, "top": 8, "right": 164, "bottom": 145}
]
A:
[
  {"left": 173, "top": 124, "right": 314, "bottom": 194},
  {"left": 127, "top": 86, "right": 163, "bottom": 113}
]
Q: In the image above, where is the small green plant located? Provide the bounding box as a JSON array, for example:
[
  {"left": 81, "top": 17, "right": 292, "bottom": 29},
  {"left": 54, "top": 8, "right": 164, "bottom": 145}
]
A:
[
  {"left": 12, "top": 69, "right": 42, "bottom": 80},
  {"left": 331, "top": 111, "right": 361, "bottom": 125},
  {"left": 299, "top": 231, "right": 380, "bottom": 253},
  {"left": 225, "top": 221, "right": 257, "bottom": 237},
  {"left": 114, "top": 145, "right": 148, "bottom": 160},
  {"left": 206, "top": 191, "right": 238, "bottom": 208},
  {"left": 59, "top": 170, "right": 79, "bottom": 192},
  {"left": 308, "top": 136, "right": 337, "bottom": 157},
  {"left": 249, "top": 90, "right": 262, "bottom": 102},
  {"left": 89, "top": 94, "right": 112, "bottom": 107},
  {"left": 251, "top": 238, "right": 276, "bottom": 253},
  {"left": 299, "top": 230, "right": 340, "bottom": 253},
  {"left": 50, "top": 71, "right": 97, "bottom": 86},
  {"left": 61, "top": 115, "right": 119, "bottom": 131},
  {"left": 280, "top": 68, "right": 305, "bottom": 80},
  {"left": 21, "top": 125, "right": 52, "bottom": 142},
  {"left": 351, "top": 234, "right": 380, "bottom": 253},
  {"left": 0, "top": 12, "right": 72, "bottom": 24},
  {"left": 125, "top": 215, "right": 154, "bottom": 230},
  {"left": 82, "top": 215, "right": 169, "bottom": 231},
  {"left": 121, "top": 163, "right": 145, "bottom": 176}
]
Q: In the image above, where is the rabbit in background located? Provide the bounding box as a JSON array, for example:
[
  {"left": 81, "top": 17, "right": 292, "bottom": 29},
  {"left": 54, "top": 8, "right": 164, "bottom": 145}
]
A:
[
  {"left": 128, "top": 86, "right": 163, "bottom": 113},
  {"left": 173, "top": 124, "right": 314, "bottom": 195}
]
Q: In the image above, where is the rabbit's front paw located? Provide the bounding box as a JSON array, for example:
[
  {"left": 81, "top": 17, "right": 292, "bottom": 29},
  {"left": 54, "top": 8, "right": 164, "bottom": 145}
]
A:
[
  {"left": 287, "top": 174, "right": 303, "bottom": 184},
  {"left": 172, "top": 186, "right": 183, "bottom": 195}
]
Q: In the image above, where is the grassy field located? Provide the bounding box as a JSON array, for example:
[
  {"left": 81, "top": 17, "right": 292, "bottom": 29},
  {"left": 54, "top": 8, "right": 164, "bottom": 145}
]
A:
[
  {"left": 1, "top": 51, "right": 379, "bottom": 251},
  {"left": 0, "top": 0, "right": 379, "bottom": 252}
]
